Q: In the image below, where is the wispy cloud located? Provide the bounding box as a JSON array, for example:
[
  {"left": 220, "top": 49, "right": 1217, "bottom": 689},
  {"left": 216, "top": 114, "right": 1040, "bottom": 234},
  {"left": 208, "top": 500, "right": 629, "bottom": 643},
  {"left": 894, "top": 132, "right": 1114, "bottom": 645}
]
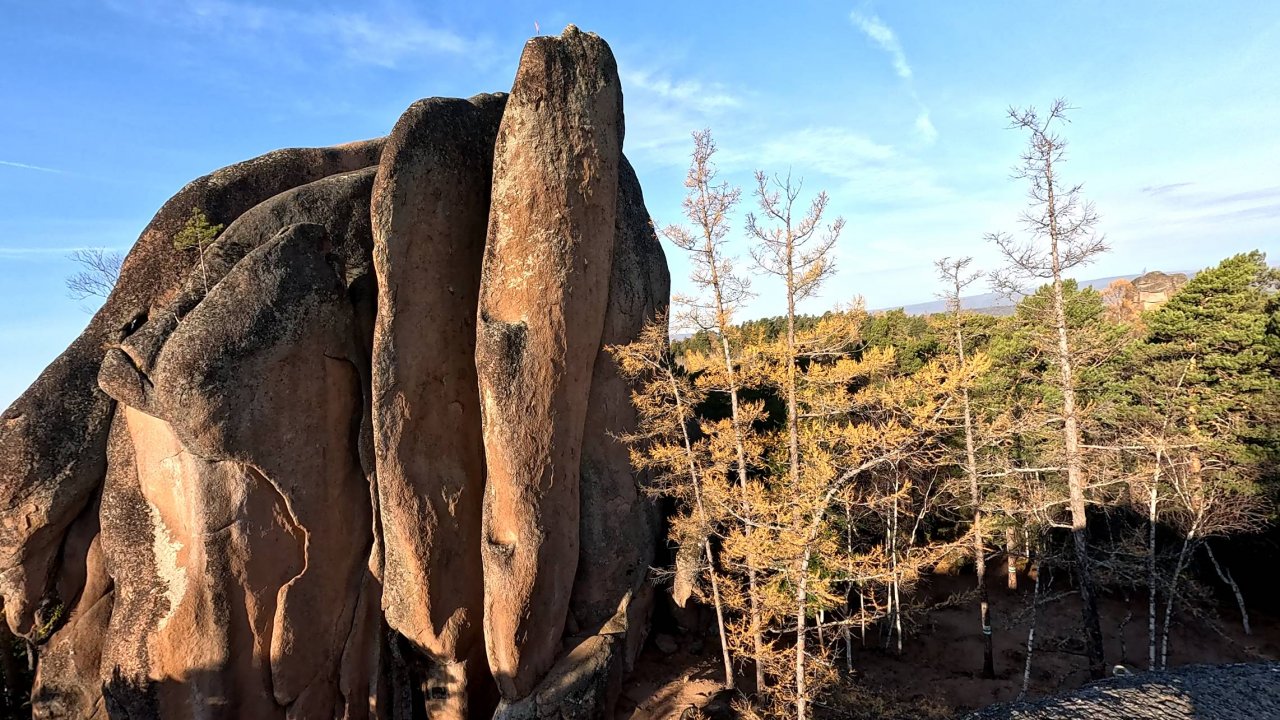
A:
[
  {"left": 850, "top": 8, "right": 935, "bottom": 144},
  {"left": 618, "top": 66, "right": 743, "bottom": 166},
  {"left": 621, "top": 70, "right": 741, "bottom": 114},
  {"left": 107, "top": 0, "right": 479, "bottom": 68},
  {"left": 0, "top": 160, "right": 62, "bottom": 174},
  {"left": 728, "top": 127, "right": 895, "bottom": 176},
  {"left": 850, "top": 10, "right": 912, "bottom": 80},
  {"left": 1190, "top": 185, "right": 1280, "bottom": 207},
  {"left": 1140, "top": 182, "right": 1194, "bottom": 195},
  {"left": 914, "top": 112, "right": 937, "bottom": 144},
  {"left": 719, "top": 126, "right": 953, "bottom": 207}
]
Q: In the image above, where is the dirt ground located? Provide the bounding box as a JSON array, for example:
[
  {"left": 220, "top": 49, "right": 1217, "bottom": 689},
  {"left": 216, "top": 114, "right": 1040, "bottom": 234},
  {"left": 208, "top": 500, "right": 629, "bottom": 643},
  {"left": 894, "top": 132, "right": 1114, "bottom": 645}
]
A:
[{"left": 617, "top": 565, "right": 1280, "bottom": 719}]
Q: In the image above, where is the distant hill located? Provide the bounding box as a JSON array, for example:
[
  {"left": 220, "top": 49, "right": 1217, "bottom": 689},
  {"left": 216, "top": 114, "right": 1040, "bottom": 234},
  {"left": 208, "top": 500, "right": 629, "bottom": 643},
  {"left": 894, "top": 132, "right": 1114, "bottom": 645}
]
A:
[{"left": 880, "top": 274, "right": 1145, "bottom": 317}]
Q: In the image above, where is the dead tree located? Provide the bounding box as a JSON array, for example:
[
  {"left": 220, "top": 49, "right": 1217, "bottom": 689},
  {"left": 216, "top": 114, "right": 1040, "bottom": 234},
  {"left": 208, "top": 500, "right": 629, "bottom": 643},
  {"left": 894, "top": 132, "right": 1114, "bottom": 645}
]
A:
[{"left": 990, "top": 99, "right": 1109, "bottom": 680}]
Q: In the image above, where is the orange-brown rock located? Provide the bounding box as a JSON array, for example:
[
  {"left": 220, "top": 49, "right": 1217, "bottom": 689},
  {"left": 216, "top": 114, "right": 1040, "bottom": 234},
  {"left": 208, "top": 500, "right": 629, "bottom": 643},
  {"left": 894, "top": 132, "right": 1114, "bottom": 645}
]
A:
[
  {"left": 97, "top": 223, "right": 374, "bottom": 718},
  {"left": 494, "top": 157, "right": 670, "bottom": 720},
  {"left": 570, "top": 157, "right": 668, "bottom": 640},
  {"left": 3, "top": 27, "right": 670, "bottom": 720},
  {"left": 0, "top": 139, "right": 384, "bottom": 638},
  {"left": 1131, "top": 270, "right": 1189, "bottom": 310},
  {"left": 475, "top": 26, "right": 623, "bottom": 701},
  {"left": 370, "top": 92, "right": 505, "bottom": 718}
]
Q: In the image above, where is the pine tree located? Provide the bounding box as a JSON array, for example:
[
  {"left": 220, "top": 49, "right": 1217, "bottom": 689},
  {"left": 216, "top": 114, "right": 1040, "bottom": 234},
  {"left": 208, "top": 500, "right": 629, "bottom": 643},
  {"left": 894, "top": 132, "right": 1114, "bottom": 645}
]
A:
[
  {"left": 610, "top": 314, "right": 738, "bottom": 687},
  {"left": 746, "top": 169, "right": 844, "bottom": 720},
  {"left": 1122, "top": 251, "right": 1276, "bottom": 665},
  {"left": 936, "top": 256, "right": 997, "bottom": 678}
]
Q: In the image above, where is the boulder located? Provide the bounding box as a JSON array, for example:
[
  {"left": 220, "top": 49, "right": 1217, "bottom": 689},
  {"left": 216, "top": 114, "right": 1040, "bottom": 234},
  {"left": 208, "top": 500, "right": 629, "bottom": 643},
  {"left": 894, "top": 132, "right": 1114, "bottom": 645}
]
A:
[
  {"left": 0, "top": 139, "right": 385, "bottom": 636},
  {"left": 97, "top": 224, "right": 374, "bottom": 718},
  {"left": 369, "top": 93, "right": 505, "bottom": 719},
  {"left": 474, "top": 25, "right": 623, "bottom": 701}
]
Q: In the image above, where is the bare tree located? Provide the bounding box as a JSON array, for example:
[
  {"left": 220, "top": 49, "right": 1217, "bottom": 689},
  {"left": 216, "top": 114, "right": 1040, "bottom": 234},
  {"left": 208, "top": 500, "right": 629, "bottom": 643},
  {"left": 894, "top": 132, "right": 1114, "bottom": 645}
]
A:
[
  {"left": 662, "top": 129, "right": 766, "bottom": 693},
  {"left": 65, "top": 247, "right": 123, "bottom": 306},
  {"left": 746, "top": 170, "right": 843, "bottom": 720},
  {"left": 989, "top": 99, "right": 1110, "bottom": 679},
  {"left": 937, "top": 256, "right": 995, "bottom": 678}
]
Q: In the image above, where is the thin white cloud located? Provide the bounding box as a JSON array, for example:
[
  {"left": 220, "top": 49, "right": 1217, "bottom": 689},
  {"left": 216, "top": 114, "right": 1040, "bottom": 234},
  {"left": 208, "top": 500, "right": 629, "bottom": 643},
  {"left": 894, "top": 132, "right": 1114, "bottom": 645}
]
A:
[
  {"left": 108, "top": 0, "right": 477, "bottom": 68},
  {"left": 914, "top": 112, "right": 937, "bottom": 144},
  {"left": 621, "top": 70, "right": 741, "bottom": 114},
  {"left": 618, "top": 66, "right": 744, "bottom": 166},
  {"left": 0, "top": 160, "right": 61, "bottom": 173},
  {"left": 850, "top": 9, "right": 937, "bottom": 145},
  {"left": 736, "top": 127, "right": 895, "bottom": 174},
  {"left": 850, "top": 10, "right": 911, "bottom": 80}
]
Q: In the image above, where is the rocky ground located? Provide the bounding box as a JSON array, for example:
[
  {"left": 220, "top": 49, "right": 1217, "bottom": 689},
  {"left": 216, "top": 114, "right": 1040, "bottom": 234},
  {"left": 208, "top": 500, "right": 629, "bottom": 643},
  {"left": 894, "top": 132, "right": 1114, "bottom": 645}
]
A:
[
  {"left": 966, "top": 663, "right": 1280, "bottom": 720},
  {"left": 619, "top": 568, "right": 1280, "bottom": 718}
]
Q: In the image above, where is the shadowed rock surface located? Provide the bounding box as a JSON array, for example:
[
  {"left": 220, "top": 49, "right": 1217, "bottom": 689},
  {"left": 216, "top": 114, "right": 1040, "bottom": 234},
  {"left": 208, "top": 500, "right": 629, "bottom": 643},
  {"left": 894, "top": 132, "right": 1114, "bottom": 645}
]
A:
[
  {"left": 2, "top": 25, "right": 670, "bottom": 720},
  {"left": 966, "top": 663, "right": 1280, "bottom": 720}
]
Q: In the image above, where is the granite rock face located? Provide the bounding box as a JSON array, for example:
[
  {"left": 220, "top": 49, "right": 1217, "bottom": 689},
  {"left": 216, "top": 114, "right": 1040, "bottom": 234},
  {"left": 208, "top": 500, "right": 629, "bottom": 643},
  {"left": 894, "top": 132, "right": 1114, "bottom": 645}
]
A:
[
  {"left": 475, "top": 26, "right": 622, "bottom": 702},
  {"left": 370, "top": 93, "right": 506, "bottom": 719},
  {"left": 1, "top": 25, "right": 667, "bottom": 720},
  {"left": 0, "top": 139, "right": 384, "bottom": 639}
]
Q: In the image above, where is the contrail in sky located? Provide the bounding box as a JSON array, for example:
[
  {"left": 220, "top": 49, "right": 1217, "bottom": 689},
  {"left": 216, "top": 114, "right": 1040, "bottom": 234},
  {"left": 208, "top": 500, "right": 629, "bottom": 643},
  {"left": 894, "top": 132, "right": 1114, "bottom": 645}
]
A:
[{"left": 0, "top": 160, "right": 62, "bottom": 173}]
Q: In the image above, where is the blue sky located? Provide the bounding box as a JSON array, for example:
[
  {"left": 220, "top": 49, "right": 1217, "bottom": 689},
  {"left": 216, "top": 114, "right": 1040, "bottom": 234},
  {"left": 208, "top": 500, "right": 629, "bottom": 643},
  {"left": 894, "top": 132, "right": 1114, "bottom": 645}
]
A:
[{"left": 2, "top": 1, "right": 1279, "bottom": 407}]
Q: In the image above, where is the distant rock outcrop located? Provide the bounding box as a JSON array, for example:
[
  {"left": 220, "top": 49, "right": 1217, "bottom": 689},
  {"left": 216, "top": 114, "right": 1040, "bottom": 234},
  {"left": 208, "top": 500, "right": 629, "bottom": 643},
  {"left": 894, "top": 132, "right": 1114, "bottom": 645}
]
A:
[
  {"left": 0, "top": 25, "right": 668, "bottom": 720},
  {"left": 1131, "top": 270, "right": 1190, "bottom": 310}
]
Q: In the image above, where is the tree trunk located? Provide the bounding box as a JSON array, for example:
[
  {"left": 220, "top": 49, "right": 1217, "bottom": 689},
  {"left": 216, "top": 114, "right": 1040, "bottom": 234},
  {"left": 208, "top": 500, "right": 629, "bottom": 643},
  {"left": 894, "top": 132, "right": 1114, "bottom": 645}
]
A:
[
  {"left": 1043, "top": 130, "right": 1105, "bottom": 680},
  {"left": 1019, "top": 552, "right": 1041, "bottom": 702},
  {"left": 669, "top": 370, "right": 735, "bottom": 690},
  {"left": 1160, "top": 531, "right": 1195, "bottom": 669},
  {"left": 1204, "top": 542, "right": 1250, "bottom": 636},
  {"left": 844, "top": 499, "right": 855, "bottom": 670},
  {"left": 960, "top": 374, "right": 994, "bottom": 678},
  {"left": 859, "top": 589, "right": 867, "bottom": 647},
  {"left": 1147, "top": 476, "right": 1159, "bottom": 670},
  {"left": 1006, "top": 526, "right": 1019, "bottom": 590},
  {"left": 1051, "top": 262, "right": 1105, "bottom": 679},
  {"left": 704, "top": 539, "right": 735, "bottom": 689},
  {"left": 717, "top": 332, "right": 765, "bottom": 693},
  {"left": 795, "top": 548, "right": 812, "bottom": 720}
]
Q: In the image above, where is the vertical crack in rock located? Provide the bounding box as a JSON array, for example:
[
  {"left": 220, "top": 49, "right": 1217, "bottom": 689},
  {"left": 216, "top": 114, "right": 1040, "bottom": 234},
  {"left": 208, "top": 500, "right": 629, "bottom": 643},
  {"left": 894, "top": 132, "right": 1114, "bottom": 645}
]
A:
[{"left": 370, "top": 92, "right": 505, "bottom": 720}]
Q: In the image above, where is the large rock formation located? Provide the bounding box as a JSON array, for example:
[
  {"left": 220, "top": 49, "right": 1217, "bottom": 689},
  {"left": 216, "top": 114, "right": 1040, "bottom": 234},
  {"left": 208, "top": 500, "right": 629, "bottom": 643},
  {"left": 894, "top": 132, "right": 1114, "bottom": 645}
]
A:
[
  {"left": 475, "top": 27, "right": 622, "bottom": 703},
  {"left": 0, "top": 25, "right": 667, "bottom": 720},
  {"left": 1131, "top": 270, "right": 1190, "bottom": 310},
  {"left": 0, "top": 140, "right": 384, "bottom": 638}
]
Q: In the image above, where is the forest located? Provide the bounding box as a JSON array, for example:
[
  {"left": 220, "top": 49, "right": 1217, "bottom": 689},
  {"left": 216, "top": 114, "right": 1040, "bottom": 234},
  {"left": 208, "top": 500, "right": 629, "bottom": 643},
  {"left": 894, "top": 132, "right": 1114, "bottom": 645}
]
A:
[{"left": 614, "top": 103, "right": 1280, "bottom": 719}]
